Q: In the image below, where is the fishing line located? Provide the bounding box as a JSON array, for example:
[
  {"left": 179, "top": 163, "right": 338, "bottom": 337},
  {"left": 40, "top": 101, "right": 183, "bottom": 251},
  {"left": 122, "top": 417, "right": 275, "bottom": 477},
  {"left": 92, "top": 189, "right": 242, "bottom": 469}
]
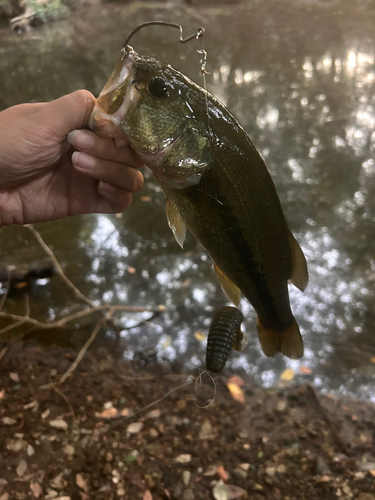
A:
[{"left": 196, "top": 33, "right": 212, "bottom": 141}]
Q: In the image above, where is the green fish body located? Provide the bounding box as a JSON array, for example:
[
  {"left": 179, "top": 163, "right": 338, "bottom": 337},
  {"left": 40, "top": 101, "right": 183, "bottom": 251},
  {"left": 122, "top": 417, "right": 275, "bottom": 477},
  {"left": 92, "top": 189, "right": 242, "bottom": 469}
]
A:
[{"left": 90, "top": 46, "right": 308, "bottom": 359}]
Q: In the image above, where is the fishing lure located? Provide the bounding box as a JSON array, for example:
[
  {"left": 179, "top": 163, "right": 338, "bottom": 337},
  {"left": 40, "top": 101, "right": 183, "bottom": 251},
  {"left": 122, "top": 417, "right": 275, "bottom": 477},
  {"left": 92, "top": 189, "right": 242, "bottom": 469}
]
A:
[{"left": 206, "top": 306, "right": 244, "bottom": 373}]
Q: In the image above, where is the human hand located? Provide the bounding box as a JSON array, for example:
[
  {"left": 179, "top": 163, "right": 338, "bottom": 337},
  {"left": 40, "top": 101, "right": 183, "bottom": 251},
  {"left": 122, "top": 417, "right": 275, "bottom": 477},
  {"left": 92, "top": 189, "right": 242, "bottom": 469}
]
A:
[{"left": 0, "top": 90, "right": 144, "bottom": 226}]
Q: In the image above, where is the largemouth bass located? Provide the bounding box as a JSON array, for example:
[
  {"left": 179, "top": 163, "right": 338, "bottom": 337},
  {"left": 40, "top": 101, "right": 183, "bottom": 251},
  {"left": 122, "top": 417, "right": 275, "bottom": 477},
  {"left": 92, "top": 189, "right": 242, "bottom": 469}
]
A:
[{"left": 90, "top": 45, "right": 308, "bottom": 359}]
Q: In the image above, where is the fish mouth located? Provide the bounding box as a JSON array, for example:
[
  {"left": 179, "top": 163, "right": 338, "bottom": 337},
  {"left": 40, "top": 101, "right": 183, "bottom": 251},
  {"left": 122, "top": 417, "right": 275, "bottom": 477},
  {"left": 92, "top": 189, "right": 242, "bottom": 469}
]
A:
[{"left": 89, "top": 47, "right": 136, "bottom": 139}]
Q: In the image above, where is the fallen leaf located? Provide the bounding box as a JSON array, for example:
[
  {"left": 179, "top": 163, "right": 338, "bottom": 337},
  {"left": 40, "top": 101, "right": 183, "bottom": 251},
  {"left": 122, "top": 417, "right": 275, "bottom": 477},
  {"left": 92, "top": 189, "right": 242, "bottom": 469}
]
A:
[
  {"left": 213, "top": 480, "right": 246, "bottom": 500},
  {"left": 175, "top": 454, "right": 192, "bottom": 463},
  {"left": 226, "top": 382, "right": 245, "bottom": 404},
  {"left": 161, "top": 335, "right": 172, "bottom": 349},
  {"left": 16, "top": 459, "right": 27, "bottom": 477},
  {"left": 50, "top": 472, "right": 64, "bottom": 489},
  {"left": 2, "top": 417, "right": 17, "bottom": 426},
  {"left": 204, "top": 465, "right": 219, "bottom": 476},
  {"left": 280, "top": 368, "right": 295, "bottom": 381},
  {"left": 369, "top": 470, "right": 375, "bottom": 476},
  {"left": 299, "top": 366, "right": 312, "bottom": 375},
  {"left": 127, "top": 266, "right": 136, "bottom": 274},
  {"left": 120, "top": 408, "right": 130, "bottom": 417},
  {"left": 126, "top": 422, "right": 144, "bottom": 434},
  {"left": 76, "top": 473, "right": 89, "bottom": 493},
  {"left": 0, "top": 389, "right": 5, "bottom": 400},
  {"left": 217, "top": 465, "right": 229, "bottom": 482},
  {"left": 140, "top": 196, "right": 151, "bottom": 202},
  {"left": 30, "top": 482, "right": 42, "bottom": 498},
  {"left": 0, "top": 494, "right": 9, "bottom": 500},
  {"left": 143, "top": 491, "right": 153, "bottom": 500},
  {"left": 49, "top": 419, "right": 68, "bottom": 430},
  {"left": 370, "top": 357, "right": 375, "bottom": 363},
  {"left": 194, "top": 330, "right": 206, "bottom": 342},
  {"left": 10, "top": 372, "right": 20, "bottom": 382},
  {"left": 227, "top": 375, "right": 245, "bottom": 386},
  {"left": 100, "top": 407, "right": 118, "bottom": 419},
  {"left": 157, "top": 304, "right": 167, "bottom": 311}
]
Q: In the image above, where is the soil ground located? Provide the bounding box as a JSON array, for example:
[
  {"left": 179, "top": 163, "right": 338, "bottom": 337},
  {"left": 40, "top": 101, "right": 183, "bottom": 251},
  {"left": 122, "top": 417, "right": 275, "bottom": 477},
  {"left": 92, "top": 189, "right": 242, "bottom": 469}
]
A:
[{"left": 0, "top": 344, "right": 374, "bottom": 500}]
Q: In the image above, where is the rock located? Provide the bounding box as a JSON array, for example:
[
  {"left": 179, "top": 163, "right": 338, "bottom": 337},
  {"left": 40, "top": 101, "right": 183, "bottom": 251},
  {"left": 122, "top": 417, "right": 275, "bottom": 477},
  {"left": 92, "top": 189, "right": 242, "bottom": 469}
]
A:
[
  {"left": 44, "top": 491, "right": 58, "bottom": 500},
  {"left": 253, "top": 483, "right": 263, "bottom": 491},
  {"left": 276, "top": 399, "right": 288, "bottom": 412},
  {"left": 16, "top": 459, "right": 27, "bottom": 476},
  {"left": 266, "top": 467, "right": 276, "bottom": 476},
  {"left": 199, "top": 419, "right": 215, "bottom": 440},
  {"left": 41, "top": 409, "right": 50, "bottom": 419},
  {"left": 1, "top": 417, "right": 17, "bottom": 426},
  {"left": 182, "top": 489, "right": 195, "bottom": 500},
  {"left": 126, "top": 422, "right": 144, "bottom": 434},
  {"left": 233, "top": 467, "right": 247, "bottom": 479},
  {"left": 145, "top": 409, "right": 161, "bottom": 419},
  {"left": 182, "top": 470, "right": 191, "bottom": 486},
  {"left": 277, "top": 464, "right": 287, "bottom": 474},
  {"left": 27, "top": 445, "right": 35, "bottom": 456},
  {"left": 315, "top": 456, "right": 332, "bottom": 475},
  {"left": 63, "top": 445, "right": 75, "bottom": 456},
  {"left": 6, "top": 439, "right": 27, "bottom": 451},
  {"left": 175, "top": 454, "right": 192, "bottom": 463},
  {"left": 49, "top": 419, "right": 68, "bottom": 430}
]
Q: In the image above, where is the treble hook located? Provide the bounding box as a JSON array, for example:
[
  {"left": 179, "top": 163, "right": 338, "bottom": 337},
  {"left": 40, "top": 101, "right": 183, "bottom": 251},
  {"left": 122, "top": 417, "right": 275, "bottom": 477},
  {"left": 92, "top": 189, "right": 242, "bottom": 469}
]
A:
[{"left": 123, "top": 21, "right": 204, "bottom": 49}]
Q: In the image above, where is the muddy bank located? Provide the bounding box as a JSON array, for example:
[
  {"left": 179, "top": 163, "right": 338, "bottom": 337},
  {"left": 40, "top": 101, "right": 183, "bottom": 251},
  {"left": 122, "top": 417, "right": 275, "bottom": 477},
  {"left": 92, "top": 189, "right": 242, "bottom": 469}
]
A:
[{"left": 0, "top": 344, "right": 374, "bottom": 500}]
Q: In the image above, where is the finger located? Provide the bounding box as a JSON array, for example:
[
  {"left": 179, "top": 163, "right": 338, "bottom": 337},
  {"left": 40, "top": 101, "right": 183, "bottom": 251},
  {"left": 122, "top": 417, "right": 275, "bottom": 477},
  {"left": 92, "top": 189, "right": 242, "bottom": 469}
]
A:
[
  {"left": 67, "top": 129, "right": 143, "bottom": 168},
  {"left": 72, "top": 152, "right": 144, "bottom": 193},
  {"left": 97, "top": 182, "right": 133, "bottom": 213},
  {"left": 47, "top": 90, "right": 96, "bottom": 137}
]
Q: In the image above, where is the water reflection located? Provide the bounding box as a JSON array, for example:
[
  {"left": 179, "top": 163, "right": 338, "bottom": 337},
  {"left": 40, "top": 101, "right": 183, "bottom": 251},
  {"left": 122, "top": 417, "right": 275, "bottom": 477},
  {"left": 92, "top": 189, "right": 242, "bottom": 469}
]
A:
[{"left": 0, "top": 2, "right": 375, "bottom": 400}]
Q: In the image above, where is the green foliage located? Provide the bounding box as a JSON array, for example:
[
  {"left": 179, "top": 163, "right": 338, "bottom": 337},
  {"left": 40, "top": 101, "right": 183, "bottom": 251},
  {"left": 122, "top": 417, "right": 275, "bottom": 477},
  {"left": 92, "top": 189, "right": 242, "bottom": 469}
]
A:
[{"left": 24, "top": 0, "right": 70, "bottom": 22}]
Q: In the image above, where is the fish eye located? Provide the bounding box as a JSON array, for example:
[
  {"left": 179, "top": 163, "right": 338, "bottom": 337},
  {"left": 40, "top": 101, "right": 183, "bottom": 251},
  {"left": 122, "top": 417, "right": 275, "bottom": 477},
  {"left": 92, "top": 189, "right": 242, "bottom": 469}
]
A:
[{"left": 148, "top": 77, "right": 169, "bottom": 98}]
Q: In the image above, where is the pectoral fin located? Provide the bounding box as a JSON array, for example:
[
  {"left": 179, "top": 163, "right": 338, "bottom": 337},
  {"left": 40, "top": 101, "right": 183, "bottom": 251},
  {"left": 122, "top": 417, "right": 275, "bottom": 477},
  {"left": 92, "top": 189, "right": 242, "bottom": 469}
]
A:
[
  {"left": 166, "top": 200, "right": 186, "bottom": 248},
  {"left": 288, "top": 231, "right": 308, "bottom": 292},
  {"left": 214, "top": 264, "right": 241, "bottom": 307}
]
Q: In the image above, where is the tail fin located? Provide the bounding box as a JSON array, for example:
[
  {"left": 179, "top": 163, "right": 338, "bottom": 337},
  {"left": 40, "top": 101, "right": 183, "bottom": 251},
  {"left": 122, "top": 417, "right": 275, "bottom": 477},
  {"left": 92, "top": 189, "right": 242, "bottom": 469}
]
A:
[{"left": 256, "top": 318, "right": 304, "bottom": 359}]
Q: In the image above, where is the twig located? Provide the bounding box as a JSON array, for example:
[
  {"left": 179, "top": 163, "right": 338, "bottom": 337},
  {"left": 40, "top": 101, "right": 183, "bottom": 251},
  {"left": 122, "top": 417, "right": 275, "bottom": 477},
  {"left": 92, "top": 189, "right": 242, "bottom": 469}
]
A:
[
  {"left": 26, "top": 225, "right": 94, "bottom": 307},
  {"left": 109, "top": 379, "right": 194, "bottom": 431},
  {"left": 0, "top": 320, "right": 25, "bottom": 336},
  {"left": 0, "top": 304, "right": 163, "bottom": 333},
  {"left": 52, "top": 383, "right": 76, "bottom": 423},
  {"left": 0, "top": 269, "right": 10, "bottom": 312},
  {"left": 40, "top": 310, "right": 115, "bottom": 389}
]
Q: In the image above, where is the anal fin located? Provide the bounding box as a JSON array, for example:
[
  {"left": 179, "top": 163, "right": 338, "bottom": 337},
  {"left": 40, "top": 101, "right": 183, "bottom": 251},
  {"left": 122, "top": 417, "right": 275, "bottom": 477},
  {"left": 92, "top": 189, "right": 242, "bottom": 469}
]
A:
[
  {"left": 214, "top": 264, "right": 241, "bottom": 307},
  {"left": 288, "top": 231, "right": 308, "bottom": 292}
]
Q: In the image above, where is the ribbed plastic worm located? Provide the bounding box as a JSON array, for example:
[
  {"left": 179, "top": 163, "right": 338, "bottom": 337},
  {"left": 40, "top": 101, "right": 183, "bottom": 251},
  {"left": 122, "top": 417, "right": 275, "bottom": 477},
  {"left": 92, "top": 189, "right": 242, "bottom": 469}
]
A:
[{"left": 206, "top": 306, "right": 244, "bottom": 373}]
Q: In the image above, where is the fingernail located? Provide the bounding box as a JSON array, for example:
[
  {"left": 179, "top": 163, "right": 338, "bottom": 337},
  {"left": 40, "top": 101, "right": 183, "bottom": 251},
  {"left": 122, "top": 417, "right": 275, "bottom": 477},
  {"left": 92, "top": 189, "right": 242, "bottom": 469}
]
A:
[
  {"left": 72, "top": 151, "right": 96, "bottom": 170},
  {"left": 67, "top": 130, "right": 95, "bottom": 150},
  {"left": 115, "top": 137, "right": 129, "bottom": 148},
  {"left": 98, "top": 181, "right": 117, "bottom": 195}
]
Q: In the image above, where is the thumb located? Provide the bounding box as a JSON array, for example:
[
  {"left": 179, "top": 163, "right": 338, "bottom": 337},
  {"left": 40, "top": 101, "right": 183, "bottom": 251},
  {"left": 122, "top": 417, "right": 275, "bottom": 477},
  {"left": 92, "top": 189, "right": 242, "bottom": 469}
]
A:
[{"left": 46, "top": 90, "right": 96, "bottom": 137}]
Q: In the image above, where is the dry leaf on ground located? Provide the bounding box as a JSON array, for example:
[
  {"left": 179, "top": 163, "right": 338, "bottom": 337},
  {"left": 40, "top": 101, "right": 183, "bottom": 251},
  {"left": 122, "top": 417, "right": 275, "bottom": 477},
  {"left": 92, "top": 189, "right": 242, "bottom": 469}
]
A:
[
  {"left": 143, "top": 491, "right": 153, "bottom": 500},
  {"left": 280, "top": 368, "right": 295, "bottom": 381},
  {"left": 226, "top": 382, "right": 245, "bottom": 404},
  {"left": 30, "top": 482, "right": 42, "bottom": 498}
]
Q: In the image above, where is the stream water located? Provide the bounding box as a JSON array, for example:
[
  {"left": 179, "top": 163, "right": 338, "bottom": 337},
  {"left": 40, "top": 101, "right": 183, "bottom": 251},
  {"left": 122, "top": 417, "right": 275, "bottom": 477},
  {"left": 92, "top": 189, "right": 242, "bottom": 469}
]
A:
[{"left": 0, "top": 1, "right": 374, "bottom": 400}]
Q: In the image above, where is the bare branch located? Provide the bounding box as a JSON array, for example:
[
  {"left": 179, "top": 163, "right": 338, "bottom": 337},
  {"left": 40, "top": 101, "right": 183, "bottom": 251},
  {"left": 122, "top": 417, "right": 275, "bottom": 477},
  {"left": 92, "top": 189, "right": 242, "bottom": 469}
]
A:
[{"left": 26, "top": 224, "right": 94, "bottom": 307}]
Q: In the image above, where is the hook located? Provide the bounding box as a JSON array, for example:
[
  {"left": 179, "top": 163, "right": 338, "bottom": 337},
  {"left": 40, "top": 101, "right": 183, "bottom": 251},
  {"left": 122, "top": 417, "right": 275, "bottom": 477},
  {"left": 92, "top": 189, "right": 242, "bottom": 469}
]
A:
[{"left": 123, "top": 21, "right": 204, "bottom": 49}]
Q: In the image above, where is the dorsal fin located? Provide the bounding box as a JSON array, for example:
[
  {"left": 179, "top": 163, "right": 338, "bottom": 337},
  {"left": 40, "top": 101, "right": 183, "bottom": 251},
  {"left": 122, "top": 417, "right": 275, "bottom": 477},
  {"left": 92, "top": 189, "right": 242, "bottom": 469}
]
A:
[
  {"left": 214, "top": 264, "right": 241, "bottom": 307},
  {"left": 166, "top": 199, "right": 186, "bottom": 248},
  {"left": 288, "top": 231, "right": 308, "bottom": 292}
]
